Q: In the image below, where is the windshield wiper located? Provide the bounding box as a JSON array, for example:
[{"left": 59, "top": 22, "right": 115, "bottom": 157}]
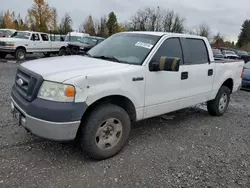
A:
[{"left": 92, "top": 55, "right": 121, "bottom": 63}]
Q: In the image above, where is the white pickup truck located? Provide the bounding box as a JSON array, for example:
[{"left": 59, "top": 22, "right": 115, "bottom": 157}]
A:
[
  {"left": 10, "top": 31, "right": 244, "bottom": 160},
  {"left": 0, "top": 31, "right": 68, "bottom": 61}
]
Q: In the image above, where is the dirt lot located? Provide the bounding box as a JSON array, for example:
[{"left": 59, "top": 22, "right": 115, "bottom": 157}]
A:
[{"left": 0, "top": 61, "right": 250, "bottom": 188}]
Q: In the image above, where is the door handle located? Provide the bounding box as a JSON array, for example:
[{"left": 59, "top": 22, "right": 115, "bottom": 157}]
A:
[
  {"left": 132, "top": 77, "right": 144, "bottom": 82},
  {"left": 181, "top": 72, "right": 188, "bottom": 80},
  {"left": 208, "top": 69, "right": 213, "bottom": 76}
]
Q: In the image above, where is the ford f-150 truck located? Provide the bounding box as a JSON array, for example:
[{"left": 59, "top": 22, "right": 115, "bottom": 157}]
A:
[
  {"left": 10, "top": 31, "right": 244, "bottom": 160},
  {"left": 0, "top": 31, "right": 68, "bottom": 61}
]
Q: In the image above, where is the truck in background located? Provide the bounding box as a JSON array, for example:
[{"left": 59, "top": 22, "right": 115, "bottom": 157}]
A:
[{"left": 0, "top": 31, "right": 68, "bottom": 61}]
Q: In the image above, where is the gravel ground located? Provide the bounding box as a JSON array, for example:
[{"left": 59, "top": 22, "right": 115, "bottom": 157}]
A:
[{"left": 0, "top": 61, "right": 250, "bottom": 188}]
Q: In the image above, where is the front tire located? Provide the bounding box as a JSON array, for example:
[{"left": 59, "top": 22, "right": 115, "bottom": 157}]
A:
[
  {"left": 80, "top": 104, "right": 131, "bottom": 160},
  {"left": 207, "top": 86, "right": 230, "bottom": 116},
  {"left": 15, "top": 48, "right": 26, "bottom": 61}
]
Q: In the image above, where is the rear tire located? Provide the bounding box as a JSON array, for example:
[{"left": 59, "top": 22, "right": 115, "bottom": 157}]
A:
[
  {"left": 15, "top": 48, "right": 26, "bottom": 61},
  {"left": 58, "top": 48, "right": 66, "bottom": 56},
  {"left": 207, "top": 86, "right": 230, "bottom": 116},
  {"left": 80, "top": 104, "right": 131, "bottom": 160}
]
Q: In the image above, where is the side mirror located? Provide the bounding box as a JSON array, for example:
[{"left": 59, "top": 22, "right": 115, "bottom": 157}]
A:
[{"left": 149, "top": 56, "right": 180, "bottom": 72}]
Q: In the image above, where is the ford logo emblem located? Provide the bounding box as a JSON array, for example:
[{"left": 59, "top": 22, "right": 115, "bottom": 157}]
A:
[{"left": 17, "top": 78, "right": 24, "bottom": 86}]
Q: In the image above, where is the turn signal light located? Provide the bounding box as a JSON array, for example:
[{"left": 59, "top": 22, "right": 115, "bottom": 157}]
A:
[
  {"left": 7, "top": 43, "right": 15, "bottom": 46},
  {"left": 65, "top": 86, "right": 75, "bottom": 97}
]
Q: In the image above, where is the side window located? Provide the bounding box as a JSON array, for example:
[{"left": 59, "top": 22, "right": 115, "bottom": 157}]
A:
[
  {"left": 31, "top": 34, "right": 40, "bottom": 41},
  {"left": 41, "top": 34, "right": 49, "bottom": 41},
  {"left": 152, "top": 38, "right": 183, "bottom": 64},
  {"left": 186, "top": 38, "right": 209, "bottom": 64}
]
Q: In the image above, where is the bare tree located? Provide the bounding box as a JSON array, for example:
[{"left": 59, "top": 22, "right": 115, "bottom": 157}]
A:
[
  {"left": 59, "top": 13, "right": 72, "bottom": 34},
  {"left": 161, "top": 10, "right": 185, "bottom": 33},
  {"left": 96, "top": 16, "right": 108, "bottom": 37},
  {"left": 130, "top": 8, "right": 150, "bottom": 31},
  {"left": 213, "top": 32, "right": 224, "bottom": 42},
  {"left": 195, "top": 22, "right": 211, "bottom": 39},
  {"left": 80, "top": 15, "right": 96, "bottom": 36},
  {"left": 130, "top": 7, "right": 185, "bottom": 33}
]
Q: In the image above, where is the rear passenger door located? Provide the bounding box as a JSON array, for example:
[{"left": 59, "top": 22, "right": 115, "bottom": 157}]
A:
[{"left": 180, "top": 38, "right": 215, "bottom": 105}]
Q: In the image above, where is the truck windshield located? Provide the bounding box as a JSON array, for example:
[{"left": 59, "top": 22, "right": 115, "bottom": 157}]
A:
[
  {"left": 11, "top": 32, "right": 31, "bottom": 39},
  {"left": 88, "top": 33, "right": 161, "bottom": 65}
]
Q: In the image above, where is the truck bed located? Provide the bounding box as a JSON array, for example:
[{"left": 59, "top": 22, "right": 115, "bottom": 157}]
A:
[{"left": 214, "top": 58, "right": 244, "bottom": 64}]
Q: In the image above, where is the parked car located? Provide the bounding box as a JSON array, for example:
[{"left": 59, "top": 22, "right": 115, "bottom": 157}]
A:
[
  {"left": 64, "top": 32, "right": 89, "bottom": 42},
  {"left": 67, "top": 36, "right": 105, "bottom": 55},
  {"left": 236, "top": 50, "right": 250, "bottom": 63},
  {"left": 241, "top": 61, "right": 250, "bottom": 90},
  {"left": 221, "top": 50, "right": 239, "bottom": 59},
  {"left": 212, "top": 48, "right": 224, "bottom": 59},
  {"left": 0, "top": 31, "right": 68, "bottom": 61},
  {"left": 0, "top": 29, "right": 16, "bottom": 37},
  {"left": 10, "top": 31, "right": 244, "bottom": 160}
]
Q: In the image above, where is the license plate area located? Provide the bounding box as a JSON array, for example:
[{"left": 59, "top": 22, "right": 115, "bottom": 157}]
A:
[
  {"left": 11, "top": 105, "right": 26, "bottom": 127},
  {"left": 12, "top": 108, "right": 21, "bottom": 126}
]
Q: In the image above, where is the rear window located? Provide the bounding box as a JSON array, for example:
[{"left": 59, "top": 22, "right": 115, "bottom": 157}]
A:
[{"left": 186, "top": 38, "right": 209, "bottom": 64}]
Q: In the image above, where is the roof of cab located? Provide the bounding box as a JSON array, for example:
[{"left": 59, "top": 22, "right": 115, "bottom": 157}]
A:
[{"left": 122, "top": 31, "right": 207, "bottom": 39}]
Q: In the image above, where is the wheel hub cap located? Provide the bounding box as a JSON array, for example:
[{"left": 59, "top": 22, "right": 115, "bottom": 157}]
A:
[
  {"left": 18, "top": 52, "right": 24, "bottom": 59},
  {"left": 219, "top": 93, "right": 228, "bottom": 112},
  {"left": 95, "top": 118, "right": 123, "bottom": 150}
]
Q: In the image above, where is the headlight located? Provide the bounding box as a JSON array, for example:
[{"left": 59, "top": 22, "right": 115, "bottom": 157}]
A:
[
  {"left": 6, "top": 43, "right": 15, "bottom": 47},
  {"left": 38, "top": 81, "right": 75, "bottom": 102}
]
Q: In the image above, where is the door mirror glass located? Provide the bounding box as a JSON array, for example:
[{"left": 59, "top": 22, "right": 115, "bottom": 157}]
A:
[{"left": 149, "top": 56, "right": 180, "bottom": 72}]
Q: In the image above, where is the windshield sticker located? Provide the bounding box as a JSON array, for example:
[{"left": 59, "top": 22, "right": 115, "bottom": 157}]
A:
[{"left": 135, "top": 42, "right": 153, "bottom": 49}]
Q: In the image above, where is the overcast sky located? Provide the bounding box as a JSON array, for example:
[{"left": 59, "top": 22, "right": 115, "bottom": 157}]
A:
[{"left": 2, "top": 0, "right": 250, "bottom": 41}]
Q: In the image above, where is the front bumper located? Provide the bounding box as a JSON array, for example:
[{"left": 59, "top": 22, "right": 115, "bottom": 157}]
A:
[
  {"left": 11, "top": 86, "right": 88, "bottom": 141},
  {"left": 0, "top": 46, "right": 16, "bottom": 53},
  {"left": 11, "top": 97, "right": 81, "bottom": 141}
]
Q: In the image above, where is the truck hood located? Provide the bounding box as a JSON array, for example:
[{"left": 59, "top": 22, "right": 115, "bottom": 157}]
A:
[
  {"left": 21, "top": 55, "right": 130, "bottom": 82},
  {"left": 0, "top": 38, "right": 29, "bottom": 42}
]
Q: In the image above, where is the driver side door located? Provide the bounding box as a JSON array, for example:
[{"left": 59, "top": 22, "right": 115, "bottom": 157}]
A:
[{"left": 144, "top": 37, "right": 187, "bottom": 119}]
